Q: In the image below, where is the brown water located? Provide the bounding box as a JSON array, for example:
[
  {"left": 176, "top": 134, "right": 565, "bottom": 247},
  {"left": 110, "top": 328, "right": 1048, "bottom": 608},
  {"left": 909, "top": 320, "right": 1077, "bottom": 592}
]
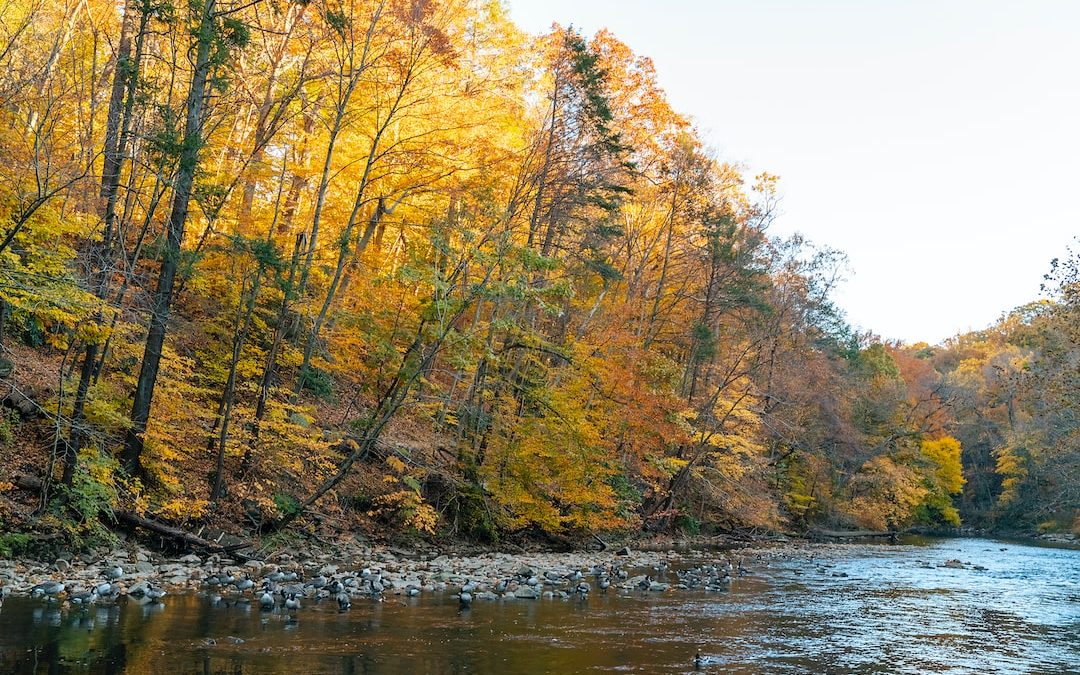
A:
[{"left": 1, "top": 537, "right": 1078, "bottom": 674}]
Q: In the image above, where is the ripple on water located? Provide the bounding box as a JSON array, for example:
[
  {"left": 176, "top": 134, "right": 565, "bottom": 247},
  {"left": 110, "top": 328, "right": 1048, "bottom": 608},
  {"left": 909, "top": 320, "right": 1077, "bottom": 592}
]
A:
[{"left": 1, "top": 537, "right": 1078, "bottom": 674}]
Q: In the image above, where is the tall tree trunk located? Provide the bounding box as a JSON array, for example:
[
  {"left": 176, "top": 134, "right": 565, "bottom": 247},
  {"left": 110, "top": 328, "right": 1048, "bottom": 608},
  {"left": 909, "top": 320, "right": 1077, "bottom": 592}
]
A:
[
  {"left": 643, "top": 166, "right": 681, "bottom": 350},
  {"left": 122, "top": 0, "right": 216, "bottom": 475},
  {"left": 65, "top": 2, "right": 149, "bottom": 485},
  {"left": 294, "top": 76, "right": 409, "bottom": 395},
  {"left": 209, "top": 269, "right": 261, "bottom": 501},
  {"left": 99, "top": 0, "right": 136, "bottom": 201},
  {"left": 296, "top": 0, "right": 385, "bottom": 297},
  {"left": 244, "top": 231, "right": 304, "bottom": 471}
]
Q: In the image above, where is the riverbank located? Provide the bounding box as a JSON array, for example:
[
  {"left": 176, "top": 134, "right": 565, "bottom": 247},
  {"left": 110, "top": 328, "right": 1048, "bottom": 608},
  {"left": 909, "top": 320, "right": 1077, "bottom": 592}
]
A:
[
  {"left": 3, "top": 527, "right": 1073, "bottom": 603},
  {"left": 0, "top": 532, "right": 792, "bottom": 601}
]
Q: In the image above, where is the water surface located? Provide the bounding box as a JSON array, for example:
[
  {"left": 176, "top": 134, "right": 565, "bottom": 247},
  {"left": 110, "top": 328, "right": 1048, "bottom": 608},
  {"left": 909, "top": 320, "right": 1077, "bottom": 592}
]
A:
[{"left": 1, "top": 537, "right": 1077, "bottom": 673}]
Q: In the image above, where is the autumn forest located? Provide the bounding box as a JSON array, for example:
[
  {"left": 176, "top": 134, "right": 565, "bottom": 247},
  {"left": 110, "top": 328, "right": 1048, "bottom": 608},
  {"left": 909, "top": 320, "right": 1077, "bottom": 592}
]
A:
[{"left": 0, "top": 0, "right": 1077, "bottom": 554}]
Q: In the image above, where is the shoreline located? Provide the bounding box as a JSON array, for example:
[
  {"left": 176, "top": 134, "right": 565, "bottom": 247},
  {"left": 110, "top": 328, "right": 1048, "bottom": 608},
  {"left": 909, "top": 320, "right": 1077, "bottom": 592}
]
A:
[
  {"left": 0, "top": 533, "right": 786, "bottom": 602},
  {"left": 1, "top": 530, "right": 1074, "bottom": 602}
]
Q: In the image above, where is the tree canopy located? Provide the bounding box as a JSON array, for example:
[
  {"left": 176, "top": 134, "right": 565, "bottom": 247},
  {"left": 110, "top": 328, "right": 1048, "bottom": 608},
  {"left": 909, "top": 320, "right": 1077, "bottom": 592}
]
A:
[{"left": 0, "top": 0, "right": 1075, "bottom": 547}]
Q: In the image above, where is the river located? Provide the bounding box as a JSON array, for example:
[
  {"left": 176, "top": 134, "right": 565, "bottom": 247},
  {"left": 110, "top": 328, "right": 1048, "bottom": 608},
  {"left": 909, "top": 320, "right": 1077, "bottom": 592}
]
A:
[{"left": 1, "top": 537, "right": 1077, "bottom": 673}]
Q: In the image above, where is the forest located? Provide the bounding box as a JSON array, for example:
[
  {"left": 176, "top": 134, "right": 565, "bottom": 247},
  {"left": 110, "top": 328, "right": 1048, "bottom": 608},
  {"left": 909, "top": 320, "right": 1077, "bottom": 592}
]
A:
[{"left": 0, "top": 0, "right": 1076, "bottom": 555}]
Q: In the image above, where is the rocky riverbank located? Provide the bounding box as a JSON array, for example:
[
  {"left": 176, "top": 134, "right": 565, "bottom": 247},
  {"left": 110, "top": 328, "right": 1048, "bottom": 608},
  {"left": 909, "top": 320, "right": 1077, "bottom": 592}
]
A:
[{"left": 0, "top": 535, "right": 788, "bottom": 604}]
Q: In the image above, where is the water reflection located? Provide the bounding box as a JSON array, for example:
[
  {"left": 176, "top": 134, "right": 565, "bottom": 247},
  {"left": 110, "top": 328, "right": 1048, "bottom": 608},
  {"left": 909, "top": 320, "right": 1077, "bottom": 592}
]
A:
[{"left": 1, "top": 538, "right": 1078, "bottom": 673}]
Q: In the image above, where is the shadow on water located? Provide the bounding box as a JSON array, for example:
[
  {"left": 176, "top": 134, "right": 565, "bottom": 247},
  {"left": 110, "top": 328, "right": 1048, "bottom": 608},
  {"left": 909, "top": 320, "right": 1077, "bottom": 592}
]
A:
[{"left": 1, "top": 537, "right": 1078, "bottom": 674}]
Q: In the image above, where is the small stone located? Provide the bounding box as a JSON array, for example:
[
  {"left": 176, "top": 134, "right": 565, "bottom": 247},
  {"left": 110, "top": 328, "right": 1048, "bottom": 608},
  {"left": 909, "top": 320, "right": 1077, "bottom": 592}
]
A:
[
  {"left": 135, "top": 561, "right": 155, "bottom": 574},
  {"left": 53, "top": 560, "right": 70, "bottom": 573},
  {"left": 246, "top": 560, "right": 264, "bottom": 571},
  {"left": 514, "top": 587, "right": 539, "bottom": 599},
  {"left": 178, "top": 554, "right": 201, "bottom": 564},
  {"left": 616, "top": 547, "right": 631, "bottom": 556}
]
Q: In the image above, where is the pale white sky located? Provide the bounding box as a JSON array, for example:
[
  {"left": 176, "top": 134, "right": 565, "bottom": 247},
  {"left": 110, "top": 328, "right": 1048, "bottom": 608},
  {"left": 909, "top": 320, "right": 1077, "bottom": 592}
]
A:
[{"left": 507, "top": 0, "right": 1080, "bottom": 344}]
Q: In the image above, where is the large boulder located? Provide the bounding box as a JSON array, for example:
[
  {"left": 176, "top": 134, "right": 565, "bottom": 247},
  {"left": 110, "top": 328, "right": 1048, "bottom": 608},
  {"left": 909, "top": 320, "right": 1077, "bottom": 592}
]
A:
[{"left": 514, "top": 586, "right": 539, "bottom": 600}]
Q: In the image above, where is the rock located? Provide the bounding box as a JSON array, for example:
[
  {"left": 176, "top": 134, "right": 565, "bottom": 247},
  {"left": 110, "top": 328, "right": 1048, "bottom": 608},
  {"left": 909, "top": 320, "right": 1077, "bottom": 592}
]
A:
[
  {"left": 136, "top": 551, "right": 149, "bottom": 562},
  {"left": 178, "top": 554, "right": 201, "bottom": 564},
  {"left": 942, "top": 559, "right": 965, "bottom": 569},
  {"left": 135, "top": 561, "right": 155, "bottom": 574},
  {"left": 318, "top": 564, "right": 338, "bottom": 575},
  {"left": 514, "top": 587, "right": 539, "bottom": 599},
  {"left": 246, "top": 560, "right": 264, "bottom": 571},
  {"left": 648, "top": 581, "right": 670, "bottom": 592},
  {"left": 1040, "top": 533, "right": 1077, "bottom": 544},
  {"left": 128, "top": 581, "right": 149, "bottom": 596},
  {"left": 53, "top": 560, "right": 70, "bottom": 573},
  {"left": 616, "top": 547, "right": 631, "bottom": 556}
]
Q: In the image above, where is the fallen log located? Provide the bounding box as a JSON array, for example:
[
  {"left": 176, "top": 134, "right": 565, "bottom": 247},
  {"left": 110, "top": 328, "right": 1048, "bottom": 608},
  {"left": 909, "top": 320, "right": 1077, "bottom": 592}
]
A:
[
  {"left": 11, "top": 473, "right": 252, "bottom": 560},
  {"left": 112, "top": 510, "right": 251, "bottom": 561}
]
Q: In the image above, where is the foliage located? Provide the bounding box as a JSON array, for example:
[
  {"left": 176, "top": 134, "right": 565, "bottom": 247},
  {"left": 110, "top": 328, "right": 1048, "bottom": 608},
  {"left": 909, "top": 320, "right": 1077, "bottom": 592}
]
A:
[
  {"left": 0, "top": 0, "right": 1072, "bottom": 546},
  {"left": 368, "top": 456, "right": 438, "bottom": 535},
  {"left": 0, "top": 531, "right": 32, "bottom": 558}
]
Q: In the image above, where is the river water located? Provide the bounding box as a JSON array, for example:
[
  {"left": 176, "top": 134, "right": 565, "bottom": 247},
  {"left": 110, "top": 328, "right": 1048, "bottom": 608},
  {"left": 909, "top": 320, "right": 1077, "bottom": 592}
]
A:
[{"left": 1, "top": 537, "right": 1077, "bottom": 674}]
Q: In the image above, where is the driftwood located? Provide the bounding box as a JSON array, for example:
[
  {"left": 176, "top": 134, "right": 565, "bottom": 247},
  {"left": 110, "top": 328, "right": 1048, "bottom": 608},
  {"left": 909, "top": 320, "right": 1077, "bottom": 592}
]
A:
[
  {"left": 11, "top": 473, "right": 252, "bottom": 560},
  {"left": 113, "top": 510, "right": 252, "bottom": 561}
]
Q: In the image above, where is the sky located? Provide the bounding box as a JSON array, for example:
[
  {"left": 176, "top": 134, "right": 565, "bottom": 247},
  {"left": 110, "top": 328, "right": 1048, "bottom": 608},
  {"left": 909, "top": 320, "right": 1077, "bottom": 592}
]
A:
[{"left": 506, "top": 0, "right": 1080, "bottom": 344}]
